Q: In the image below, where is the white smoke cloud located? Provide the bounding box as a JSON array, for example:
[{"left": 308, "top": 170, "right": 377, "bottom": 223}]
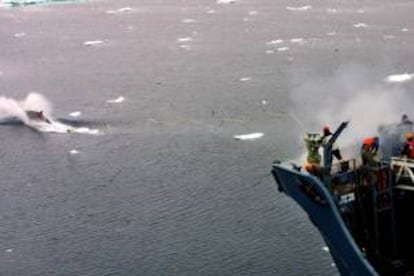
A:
[
  {"left": 289, "top": 63, "right": 412, "bottom": 159},
  {"left": 0, "top": 92, "right": 52, "bottom": 123}
]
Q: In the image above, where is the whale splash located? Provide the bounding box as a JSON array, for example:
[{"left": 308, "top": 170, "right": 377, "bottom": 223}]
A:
[{"left": 0, "top": 93, "right": 100, "bottom": 134}]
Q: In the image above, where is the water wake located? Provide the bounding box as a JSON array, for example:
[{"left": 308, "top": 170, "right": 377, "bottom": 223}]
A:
[{"left": 0, "top": 93, "right": 100, "bottom": 135}]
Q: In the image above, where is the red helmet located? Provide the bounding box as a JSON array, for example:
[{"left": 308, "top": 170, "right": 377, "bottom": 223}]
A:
[{"left": 323, "top": 126, "right": 331, "bottom": 136}]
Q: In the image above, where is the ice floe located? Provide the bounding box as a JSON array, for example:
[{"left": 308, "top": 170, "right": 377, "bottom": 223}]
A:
[
  {"left": 14, "top": 32, "right": 25, "bottom": 38},
  {"left": 248, "top": 10, "right": 258, "bottom": 16},
  {"left": 266, "top": 39, "right": 284, "bottom": 45},
  {"left": 401, "top": 28, "right": 409, "bottom": 32},
  {"left": 326, "top": 8, "right": 337, "bottom": 13},
  {"left": 177, "top": 37, "right": 192, "bottom": 43},
  {"left": 353, "top": 23, "right": 368, "bottom": 28},
  {"left": 266, "top": 50, "right": 275, "bottom": 54},
  {"left": 357, "top": 9, "right": 365, "bottom": 14},
  {"left": 239, "top": 77, "right": 252, "bottom": 82},
  {"left": 69, "top": 111, "right": 81, "bottom": 117},
  {"left": 277, "top": 47, "right": 289, "bottom": 52},
  {"left": 106, "top": 96, "right": 125, "bottom": 103},
  {"left": 69, "top": 149, "right": 80, "bottom": 155},
  {"left": 233, "top": 133, "right": 264, "bottom": 140},
  {"left": 384, "top": 73, "right": 414, "bottom": 83},
  {"left": 106, "top": 7, "right": 132, "bottom": 14},
  {"left": 290, "top": 38, "right": 305, "bottom": 44},
  {"left": 322, "top": 246, "right": 330, "bottom": 252},
  {"left": 181, "top": 18, "right": 196, "bottom": 24},
  {"left": 207, "top": 9, "right": 216, "bottom": 14},
  {"left": 217, "top": 0, "right": 237, "bottom": 4},
  {"left": 327, "top": 32, "right": 337, "bottom": 36},
  {"left": 286, "top": 5, "right": 312, "bottom": 11},
  {"left": 179, "top": 45, "right": 192, "bottom": 50},
  {"left": 5, "top": 248, "right": 13, "bottom": 253},
  {"left": 83, "top": 40, "right": 104, "bottom": 46},
  {"left": 383, "top": 35, "right": 395, "bottom": 40}
]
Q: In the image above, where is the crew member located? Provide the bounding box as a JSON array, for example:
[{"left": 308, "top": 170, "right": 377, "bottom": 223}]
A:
[
  {"left": 401, "top": 131, "right": 414, "bottom": 159},
  {"left": 304, "top": 133, "right": 324, "bottom": 175},
  {"left": 322, "top": 126, "right": 342, "bottom": 161},
  {"left": 360, "top": 136, "right": 380, "bottom": 167}
]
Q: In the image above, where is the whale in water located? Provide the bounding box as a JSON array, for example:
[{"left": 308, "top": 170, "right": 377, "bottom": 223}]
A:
[{"left": 25, "top": 110, "right": 51, "bottom": 124}]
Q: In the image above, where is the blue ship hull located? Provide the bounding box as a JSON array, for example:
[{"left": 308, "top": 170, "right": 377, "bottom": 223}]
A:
[
  {"left": 272, "top": 163, "right": 378, "bottom": 275},
  {"left": 271, "top": 120, "right": 414, "bottom": 275}
]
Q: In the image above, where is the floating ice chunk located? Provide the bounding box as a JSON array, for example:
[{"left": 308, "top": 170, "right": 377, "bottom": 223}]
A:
[
  {"left": 181, "top": 18, "right": 196, "bottom": 23},
  {"left": 357, "top": 9, "right": 365, "bottom": 14},
  {"left": 353, "top": 23, "right": 368, "bottom": 28},
  {"left": 327, "top": 32, "right": 337, "bottom": 36},
  {"left": 286, "top": 5, "right": 312, "bottom": 11},
  {"left": 262, "top": 100, "right": 267, "bottom": 105},
  {"left": 383, "top": 35, "right": 395, "bottom": 40},
  {"left": 177, "top": 37, "right": 192, "bottom": 43},
  {"left": 248, "top": 10, "right": 258, "bottom": 16},
  {"left": 326, "top": 8, "right": 337, "bottom": 13},
  {"left": 118, "top": 7, "right": 132, "bottom": 13},
  {"left": 217, "top": 0, "right": 237, "bottom": 4},
  {"left": 239, "top": 77, "right": 252, "bottom": 82},
  {"left": 233, "top": 133, "right": 264, "bottom": 140},
  {"left": 243, "top": 17, "right": 249, "bottom": 22},
  {"left": 14, "top": 33, "right": 26, "bottom": 38},
  {"left": 5, "top": 248, "right": 13, "bottom": 253},
  {"left": 106, "top": 7, "right": 132, "bottom": 14},
  {"left": 266, "top": 39, "right": 283, "bottom": 45},
  {"left": 331, "top": 263, "right": 336, "bottom": 267},
  {"left": 266, "top": 50, "right": 274, "bottom": 54},
  {"left": 106, "top": 96, "right": 125, "bottom": 103},
  {"left": 70, "top": 149, "right": 80, "bottom": 155},
  {"left": 69, "top": 111, "right": 81, "bottom": 117},
  {"left": 322, "top": 246, "right": 330, "bottom": 252},
  {"left": 401, "top": 28, "right": 409, "bottom": 32},
  {"left": 277, "top": 47, "right": 289, "bottom": 52},
  {"left": 207, "top": 9, "right": 216, "bottom": 14},
  {"left": 179, "top": 45, "right": 192, "bottom": 50},
  {"left": 83, "top": 40, "right": 104, "bottom": 46},
  {"left": 290, "top": 38, "right": 305, "bottom": 44},
  {"left": 384, "top": 73, "right": 414, "bottom": 83}
]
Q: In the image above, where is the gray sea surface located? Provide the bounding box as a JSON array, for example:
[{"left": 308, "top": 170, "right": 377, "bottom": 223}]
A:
[{"left": 1, "top": 0, "right": 414, "bottom": 275}]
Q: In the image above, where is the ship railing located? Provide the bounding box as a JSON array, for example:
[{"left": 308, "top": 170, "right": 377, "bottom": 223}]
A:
[
  {"left": 390, "top": 157, "right": 414, "bottom": 190},
  {"left": 330, "top": 159, "right": 357, "bottom": 175},
  {"left": 329, "top": 159, "right": 358, "bottom": 209}
]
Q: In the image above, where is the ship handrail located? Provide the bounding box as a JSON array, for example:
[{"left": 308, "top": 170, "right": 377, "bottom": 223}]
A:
[{"left": 390, "top": 157, "right": 414, "bottom": 185}]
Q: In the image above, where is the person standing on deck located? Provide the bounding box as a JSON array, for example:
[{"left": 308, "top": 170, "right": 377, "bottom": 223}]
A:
[
  {"left": 360, "top": 136, "right": 380, "bottom": 167},
  {"left": 322, "top": 126, "right": 342, "bottom": 161},
  {"left": 304, "top": 133, "right": 324, "bottom": 175},
  {"left": 401, "top": 131, "right": 414, "bottom": 159}
]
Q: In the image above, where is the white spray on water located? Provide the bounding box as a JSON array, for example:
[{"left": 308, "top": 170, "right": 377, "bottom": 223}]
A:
[
  {"left": 0, "top": 93, "right": 52, "bottom": 124},
  {"left": 0, "top": 92, "right": 100, "bottom": 134}
]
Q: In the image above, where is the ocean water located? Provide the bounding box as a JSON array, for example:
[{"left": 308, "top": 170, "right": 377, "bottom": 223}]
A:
[{"left": 1, "top": 0, "right": 414, "bottom": 275}]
